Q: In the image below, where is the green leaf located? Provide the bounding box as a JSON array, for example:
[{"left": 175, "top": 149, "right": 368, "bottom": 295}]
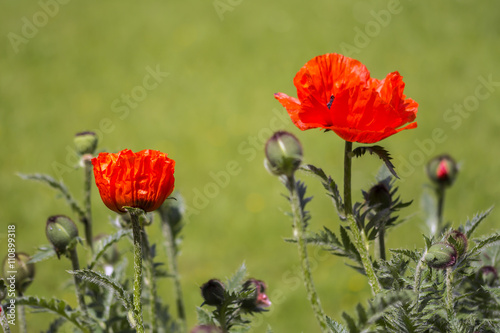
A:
[
  {"left": 68, "top": 269, "right": 133, "bottom": 311},
  {"left": 88, "top": 229, "right": 131, "bottom": 269},
  {"left": 470, "top": 234, "right": 500, "bottom": 256},
  {"left": 464, "top": 207, "right": 494, "bottom": 238},
  {"left": 16, "top": 296, "right": 93, "bottom": 332},
  {"left": 226, "top": 262, "right": 247, "bottom": 292},
  {"left": 17, "top": 173, "right": 85, "bottom": 220},
  {"left": 195, "top": 306, "right": 216, "bottom": 326},
  {"left": 390, "top": 249, "right": 422, "bottom": 263},
  {"left": 27, "top": 245, "right": 56, "bottom": 264},
  {"left": 352, "top": 145, "right": 398, "bottom": 179},
  {"left": 325, "top": 316, "right": 349, "bottom": 333}
]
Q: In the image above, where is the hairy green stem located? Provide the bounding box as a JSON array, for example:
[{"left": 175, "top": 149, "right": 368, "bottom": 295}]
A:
[
  {"left": 287, "top": 175, "right": 328, "bottom": 333},
  {"left": 374, "top": 226, "right": 386, "bottom": 261},
  {"left": 18, "top": 304, "right": 26, "bottom": 333},
  {"left": 69, "top": 248, "right": 87, "bottom": 314},
  {"left": 435, "top": 185, "right": 445, "bottom": 237},
  {"left": 413, "top": 251, "right": 427, "bottom": 309},
  {"left": 0, "top": 304, "right": 11, "bottom": 333},
  {"left": 161, "top": 218, "right": 187, "bottom": 332},
  {"left": 343, "top": 141, "right": 382, "bottom": 295},
  {"left": 142, "top": 228, "right": 158, "bottom": 333},
  {"left": 445, "top": 267, "right": 454, "bottom": 316},
  {"left": 130, "top": 210, "right": 145, "bottom": 333},
  {"left": 83, "top": 158, "right": 94, "bottom": 251}
]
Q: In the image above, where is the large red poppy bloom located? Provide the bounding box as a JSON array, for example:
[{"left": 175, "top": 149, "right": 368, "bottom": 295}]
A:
[
  {"left": 92, "top": 149, "right": 175, "bottom": 213},
  {"left": 274, "top": 53, "right": 418, "bottom": 143}
]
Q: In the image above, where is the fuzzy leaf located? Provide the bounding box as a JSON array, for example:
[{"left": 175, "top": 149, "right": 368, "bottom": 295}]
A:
[
  {"left": 68, "top": 269, "right": 133, "bottom": 311},
  {"left": 196, "top": 306, "right": 216, "bottom": 326},
  {"left": 88, "top": 229, "right": 131, "bottom": 269},
  {"left": 16, "top": 296, "right": 93, "bottom": 332},
  {"left": 352, "top": 145, "right": 398, "bottom": 179},
  {"left": 28, "top": 245, "right": 56, "bottom": 264},
  {"left": 390, "top": 249, "right": 422, "bottom": 263},
  {"left": 326, "top": 316, "right": 349, "bottom": 333},
  {"left": 226, "top": 262, "right": 247, "bottom": 292},
  {"left": 464, "top": 207, "right": 494, "bottom": 238},
  {"left": 470, "top": 234, "right": 500, "bottom": 256},
  {"left": 17, "top": 173, "right": 85, "bottom": 220}
]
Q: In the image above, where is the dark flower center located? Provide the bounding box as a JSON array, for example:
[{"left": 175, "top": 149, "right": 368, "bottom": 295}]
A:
[{"left": 327, "top": 95, "right": 335, "bottom": 109}]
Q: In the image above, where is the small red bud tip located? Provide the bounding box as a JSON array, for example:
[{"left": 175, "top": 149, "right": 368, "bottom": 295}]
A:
[{"left": 436, "top": 160, "right": 449, "bottom": 180}]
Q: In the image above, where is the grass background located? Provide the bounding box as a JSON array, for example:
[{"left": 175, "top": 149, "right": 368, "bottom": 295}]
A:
[{"left": 1, "top": 0, "right": 500, "bottom": 332}]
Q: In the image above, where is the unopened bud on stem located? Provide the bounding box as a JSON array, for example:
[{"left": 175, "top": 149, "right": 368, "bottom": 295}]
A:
[
  {"left": 46, "top": 215, "right": 79, "bottom": 257},
  {"left": 265, "top": 131, "right": 303, "bottom": 177},
  {"left": 426, "top": 154, "right": 458, "bottom": 188}
]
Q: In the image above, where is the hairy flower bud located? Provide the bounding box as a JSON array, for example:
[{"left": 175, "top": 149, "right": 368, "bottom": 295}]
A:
[
  {"left": 426, "top": 154, "right": 458, "bottom": 188},
  {"left": 364, "top": 182, "right": 392, "bottom": 212},
  {"left": 425, "top": 242, "right": 457, "bottom": 269},
  {"left": 46, "top": 215, "right": 79, "bottom": 256},
  {"left": 2, "top": 253, "right": 35, "bottom": 293},
  {"left": 200, "top": 279, "right": 225, "bottom": 306},
  {"left": 190, "top": 325, "right": 223, "bottom": 333},
  {"left": 446, "top": 230, "right": 468, "bottom": 257},
  {"left": 74, "top": 131, "right": 98, "bottom": 156},
  {"left": 265, "top": 131, "right": 303, "bottom": 177},
  {"left": 478, "top": 266, "right": 498, "bottom": 286},
  {"left": 241, "top": 278, "right": 271, "bottom": 312}
]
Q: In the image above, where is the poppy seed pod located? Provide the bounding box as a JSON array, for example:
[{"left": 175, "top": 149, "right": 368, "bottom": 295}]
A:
[
  {"left": 2, "top": 253, "right": 35, "bottom": 294},
  {"left": 46, "top": 215, "right": 79, "bottom": 256},
  {"left": 425, "top": 242, "right": 457, "bottom": 269},
  {"left": 265, "top": 131, "right": 303, "bottom": 177},
  {"left": 426, "top": 154, "right": 458, "bottom": 188},
  {"left": 74, "top": 131, "right": 98, "bottom": 156},
  {"left": 200, "top": 279, "right": 225, "bottom": 306},
  {"left": 446, "top": 230, "right": 468, "bottom": 257}
]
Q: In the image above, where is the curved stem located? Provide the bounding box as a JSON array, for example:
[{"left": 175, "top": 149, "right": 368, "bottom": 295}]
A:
[
  {"left": 286, "top": 175, "right": 328, "bottom": 333},
  {"left": 161, "top": 217, "right": 187, "bottom": 332},
  {"left": 343, "top": 141, "right": 382, "bottom": 295},
  {"left": 129, "top": 209, "right": 145, "bottom": 333},
  {"left": 69, "top": 248, "right": 87, "bottom": 314},
  {"left": 83, "top": 158, "right": 94, "bottom": 251}
]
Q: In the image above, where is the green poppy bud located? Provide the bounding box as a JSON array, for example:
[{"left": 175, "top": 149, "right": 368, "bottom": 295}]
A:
[
  {"left": 74, "top": 131, "right": 98, "bottom": 155},
  {"left": 200, "top": 279, "right": 225, "bottom": 306},
  {"left": 425, "top": 242, "right": 457, "bottom": 269},
  {"left": 2, "top": 252, "right": 35, "bottom": 294},
  {"left": 446, "top": 230, "right": 468, "bottom": 257},
  {"left": 265, "top": 131, "right": 303, "bottom": 177},
  {"left": 190, "top": 325, "right": 223, "bottom": 333},
  {"left": 46, "top": 215, "right": 79, "bottom": 257},
  {"left": 426, "top": 154, "right": 458, "bottom": 188},
  {"left": 478, "top": 266, "right": 498, "bottom": 286}
]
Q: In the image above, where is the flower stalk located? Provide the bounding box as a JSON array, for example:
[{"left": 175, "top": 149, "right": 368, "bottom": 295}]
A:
[
  {"left": 286, "top": 175, "right": 328, "bottom": 333},
  {"left": 343, "top": 141, "right": 382, "bottom": 295},
  {"left": 141, "top": 227, "right": 158, "bottom": 333},
  {"left": 161, "top": 216, "right": 187, "bottom": 332},
  {"left": 69, "top": 248, "right": 87, "bottom": 314},
  {"left": 128, "top": 208, "right": 145, "bottom": 333},
  {"left": 83, "top": 157, "right": 94, "bottom": 251}
]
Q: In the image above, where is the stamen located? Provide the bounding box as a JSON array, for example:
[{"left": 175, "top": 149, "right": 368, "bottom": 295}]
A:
[{"left": 327, "top": 95, "right": 335, "bottom": 109}]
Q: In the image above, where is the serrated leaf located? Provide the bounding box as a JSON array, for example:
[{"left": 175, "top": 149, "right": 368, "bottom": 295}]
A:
[
  {"left": 390, "top": 249, "right": 421, "bottom": 263},
  {"left": 27, "top": 246, "right": 56, "bottom": 264},
  {"left": 16, "top": 296, "right": 92, "bottom": 332},
  {"left": 326, "top": 316, "right": 349, "bottom": 333},
  {"left": 464, "top": 207, "right": 494, "bottom": 238},
  {"left": 342, "top": 312, "right": 359, "bottom": 333},
  {"left": 470, "top": 234, "right": 500, "bottom": 256},
  {"left": 196, "top": 306, "right": 216, "bottom": 326},
  {"left": 68, "top": 269, "right": 132, "bottom": 311},
  {"left": 226, "top": 262, "right": 247, "bottom": 292},
  {"left": 352, "top": 145, "right": 398, "bottom": 179},
  {"left": 17, "top": 173, "right": 85, "bottom": 220},
  {"left": 88, "top": 229, "right": 131, "bottom": 269}
]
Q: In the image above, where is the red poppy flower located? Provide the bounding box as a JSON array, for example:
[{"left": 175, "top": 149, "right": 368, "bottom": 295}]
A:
[
  {"left": 92, "top": 149, "right": 175, "bottom": 213},
  {"left": 274, "top": 53, "right": 418, "bottom": 143}
]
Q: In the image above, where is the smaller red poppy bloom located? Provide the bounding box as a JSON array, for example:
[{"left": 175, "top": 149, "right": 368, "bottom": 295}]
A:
[
  {"left": 275, "top": 53, "right": 418, "bottom": 143},
  {"left": 92, "top": 149, "right": 175, "bottom": 213}
]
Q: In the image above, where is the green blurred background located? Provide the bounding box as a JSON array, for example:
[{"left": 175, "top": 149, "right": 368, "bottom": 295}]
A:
[{"left": 1, "top": 0, "right": 500, "bottom": 332}]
